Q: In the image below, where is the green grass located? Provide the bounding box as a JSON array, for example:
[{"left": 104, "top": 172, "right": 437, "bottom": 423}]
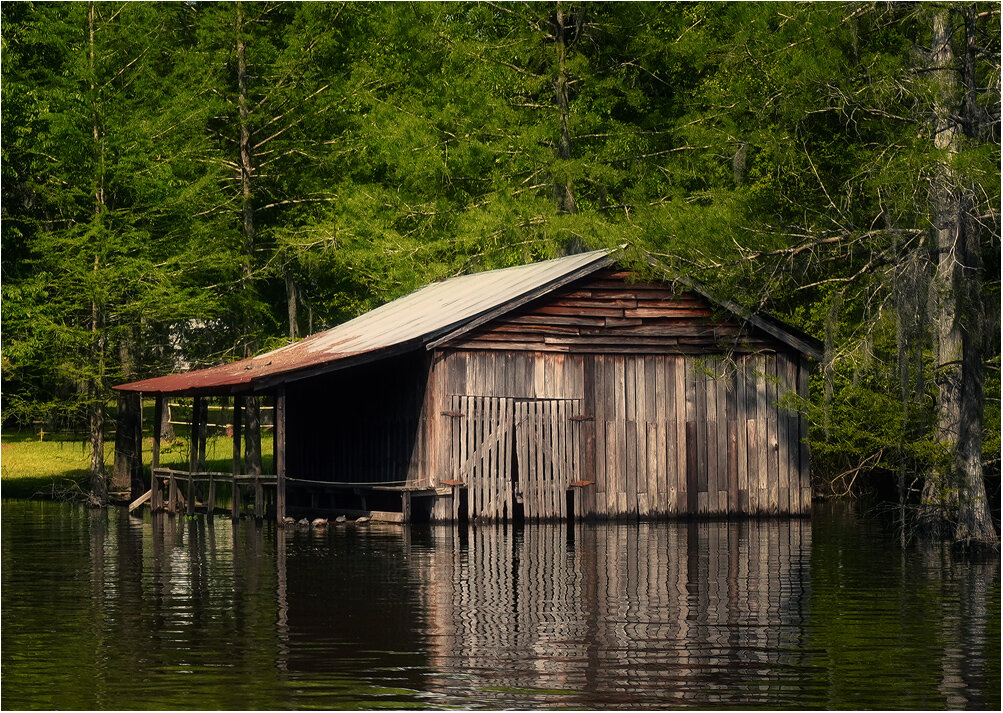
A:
[
  {"left": 0, "top": 431, "right": 101, "bottom": 499},
  {"left": 1, "top": 429, "right": 274, "bottom": 500}
]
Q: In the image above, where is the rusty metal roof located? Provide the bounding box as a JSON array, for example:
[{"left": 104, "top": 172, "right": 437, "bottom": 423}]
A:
[
  {"left": 115, "top": 248, "right": 823, "bottom": 396},
  {"left": 116, "top": 249, "right": 616, "bottom": 395}
]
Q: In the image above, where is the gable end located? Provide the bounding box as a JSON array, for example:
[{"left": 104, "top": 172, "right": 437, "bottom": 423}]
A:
[{"left": 435, "top": 269, "right": 795, "bottom": 355}]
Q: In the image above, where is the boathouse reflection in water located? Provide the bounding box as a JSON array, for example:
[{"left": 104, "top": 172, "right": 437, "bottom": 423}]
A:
[
  {"left": 139, "top": 515, "right": 812, "bottom": 707},
  {"left": 416, "top": 522, "right": 809, "bottom": 705},
  {"left": 33, "top": 506, "right": 989, "bottom": 709}
]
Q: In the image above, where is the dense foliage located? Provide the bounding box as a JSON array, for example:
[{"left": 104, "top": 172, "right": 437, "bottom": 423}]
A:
[{"left": 2, "top": 2, "right": 998, "bottom": 540}]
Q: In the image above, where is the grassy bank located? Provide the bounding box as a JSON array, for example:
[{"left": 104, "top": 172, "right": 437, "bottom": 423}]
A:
[
  {"left": 1, "top": 429, "right": 274, "bottom": 500},
  {"left": 0, "top": 432, "right": 103, "bottom": 499}
]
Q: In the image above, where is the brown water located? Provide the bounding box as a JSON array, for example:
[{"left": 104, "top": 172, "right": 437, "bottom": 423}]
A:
[{"left": 1, "top": 500, "right": 999, "bottom": 710}]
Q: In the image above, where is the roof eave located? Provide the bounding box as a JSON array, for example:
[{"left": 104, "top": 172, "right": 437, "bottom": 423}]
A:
[
  {"left": 426, "top": 251, "right": 618, "bottom": 350},
  {"left": 643, "top": 255, "right": 824, "bottom": 361}
]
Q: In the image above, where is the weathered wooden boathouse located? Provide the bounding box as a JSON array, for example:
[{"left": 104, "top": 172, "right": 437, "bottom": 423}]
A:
[{"left": 116, "top": 249, "right": 822, "bottom": 522}]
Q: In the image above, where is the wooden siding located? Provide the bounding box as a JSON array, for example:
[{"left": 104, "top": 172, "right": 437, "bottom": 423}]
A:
[
  {"left": 426, "top": 348, "right": 810, "bottom": 519},
  {"left": 278, "top": 269, "right": 814, "bottom": 521},
  {"left": 439, "top": 269, "right": 780, "bottom": 354}
]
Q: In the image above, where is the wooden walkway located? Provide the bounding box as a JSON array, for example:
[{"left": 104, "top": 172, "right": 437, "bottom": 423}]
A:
[
  {"left": 127, "top": 394, "right": 288, "bottom": 521},
  {"left": 129, "top": 468, "right": 277, "bottom": 519}
]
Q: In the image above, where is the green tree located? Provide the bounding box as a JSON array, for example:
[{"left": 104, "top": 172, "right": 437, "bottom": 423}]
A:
[
  {"left": 641, "top": 2, "right": 999, "bottom": 546},
  {"left": 2, "top": 1, "right": 217, "bottom": 500}
]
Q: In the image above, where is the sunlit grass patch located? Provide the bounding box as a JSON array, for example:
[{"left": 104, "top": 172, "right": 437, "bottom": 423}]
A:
[
  {"left": 0, "top": 431, "right": 107, "bottom": 499},
  {"left": 1, "top": 430, "right": 274, "bottom": 500}
]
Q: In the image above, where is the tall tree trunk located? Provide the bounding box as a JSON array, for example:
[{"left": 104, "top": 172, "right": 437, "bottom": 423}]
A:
[
  {"left": 237, "top": 3, "right": 254, "bottom": 288},
  {"left": 113, "top": 391, "right": 143, "bottom": 498},
  {"left": 952, "top": 5, "right": 996, "bottom": 547},
  {"left": 285, "top": 270, "right": 299, "bottom": 340},
  {"left": 159, "top": 399, "right": 175, "bottom": 440},
  {"left": 236, "top": 3, "right": 263, "bottom": 476},
  {"left": 112, "top": 337, "right": 143, "bottom": 498},
  {"left": 552, "top": 3, "right": 577, "bottom": 214},
  {"left": 924, "top": 6, "right": 997, "bottom": 547},
  {"left": 87, "top": 0, "right": 107, "bottom": 505}
]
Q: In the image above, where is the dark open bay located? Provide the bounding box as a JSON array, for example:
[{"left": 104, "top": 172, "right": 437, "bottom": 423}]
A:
[{"left": 1, "top": 499, "right": 999, "bottom": 710}]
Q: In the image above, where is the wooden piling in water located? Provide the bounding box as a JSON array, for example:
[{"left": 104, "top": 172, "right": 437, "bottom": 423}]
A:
[
  {"left": 168, "top": 471, "right": 178, "bottom": 515},
  {"left": 232, "top": 396, "right": 243, "bottom": 520},
  {"left": 152, "top": 396, "right": 164, "bottom": 512},
  {"left": 207, "top": 474, "right": 216, "bottom": 515},
  {"left": 275, "top": 388, "right": 286, "bottom": 523}
]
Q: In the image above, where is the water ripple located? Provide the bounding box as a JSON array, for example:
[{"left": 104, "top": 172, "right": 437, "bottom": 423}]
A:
[{"left": 1, "top": 500, "right": 999, "bottom": 709}]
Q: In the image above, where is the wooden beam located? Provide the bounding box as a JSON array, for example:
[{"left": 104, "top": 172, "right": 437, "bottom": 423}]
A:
[
  {"left": 128, "top": 488, "right": 152, "bottom": 513},
  {"left": 232, "top": 396, "right": 243, "bottom": 520},
  {"left": 152, "top": 396, "right": 163, "bottom": 512},
  {"left": 275, "top": 387, "right": 287, "bottom": 523}
]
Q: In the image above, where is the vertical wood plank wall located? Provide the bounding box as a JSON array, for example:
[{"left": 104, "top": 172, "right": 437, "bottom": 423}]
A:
[{"left": 425, "top": 349, "right": 810, "bottom": 519}]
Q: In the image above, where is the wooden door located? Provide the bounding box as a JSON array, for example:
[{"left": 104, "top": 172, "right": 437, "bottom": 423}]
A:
[
  {"left": 447, "top": 395, "right": 515, "bottom": 520},
  {"left": 514, "top": 399, "right": 582, "bottom": 520},
  {"left": 446, "top": 396, "right": 583, "bottom": 521}
]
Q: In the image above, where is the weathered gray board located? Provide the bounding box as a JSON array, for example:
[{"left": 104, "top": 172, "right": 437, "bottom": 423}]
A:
[
  {"left": 444, "top": 395, "right": 585, "bottom": 520},
  {"left": 421, "top": 350, "right": 810, "bottom": 520}
]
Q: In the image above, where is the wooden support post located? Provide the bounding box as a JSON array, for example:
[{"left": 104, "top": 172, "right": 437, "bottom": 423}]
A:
[
  {"left": 275, "top": 387, "right": 286, "bottom": 523},
  {"left": 201, "top": 397, "right": 212, "bottom": 514},
  {"left": 232, "top": 481, "right": 242, "bottom": 520},
  {"left": 188, "top": 395, "right": 201, "bottom": 516},
  {"left": 232, "top": 396, "right": 243, "bottom": 520},
  {"left": 254, "top": 477, "right": 264, "bottom": 520},
  {"left": 151, "top": 472, "right": 163, "bottom": 513},
  {"left": 402, "top": 490, "right": 412, "bottom": 523},
  {"left": 134, "top": 393, "right": 145, "bottom": 501},
  {"left": 152, "top": 396, "right": 164, "bottom": 512},
  {"left": 197, "top": 397, "right": 207, "bottom": 472},
  {"left": 168, "top": 471, "right": 178, "bottom": 515},
  {"left": 207, "top": 474, "right": 216, "bottom": 515}
]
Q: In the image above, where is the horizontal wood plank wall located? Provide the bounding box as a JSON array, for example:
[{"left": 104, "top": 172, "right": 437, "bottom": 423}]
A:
[{"left": 439, "top": 269, "right": 780, "bottom": 354}]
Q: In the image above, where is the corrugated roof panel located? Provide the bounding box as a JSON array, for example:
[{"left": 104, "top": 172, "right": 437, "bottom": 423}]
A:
[{"left": 116, "top": 249, "right": 614, "bottom": 394}]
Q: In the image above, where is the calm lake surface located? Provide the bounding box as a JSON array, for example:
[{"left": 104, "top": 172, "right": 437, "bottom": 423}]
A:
[{"left": 1, "top": 499, "right": 999, "bottom": 710}]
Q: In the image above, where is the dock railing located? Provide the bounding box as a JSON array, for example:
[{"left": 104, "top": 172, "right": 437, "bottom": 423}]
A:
[
  {"left": 129, "top": 467, "right": 278, "bottom": 520},
  {"left": 127, "top": 392, "right": 288, "bottom": 522}
]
